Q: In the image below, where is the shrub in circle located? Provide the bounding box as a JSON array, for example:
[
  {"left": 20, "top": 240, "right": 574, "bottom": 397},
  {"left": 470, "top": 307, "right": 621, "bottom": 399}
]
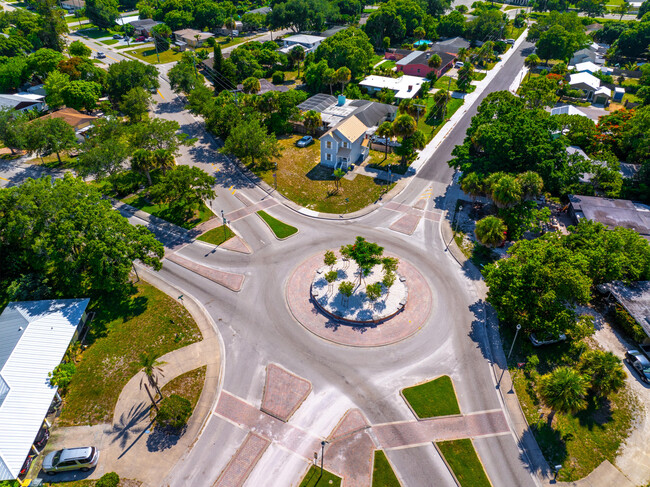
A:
[
  {"left": 96, "top": 472, "right": 119, "bottom": 487},
  {"left": 156, "top": 394, "right": 192, "bottom": 429}
]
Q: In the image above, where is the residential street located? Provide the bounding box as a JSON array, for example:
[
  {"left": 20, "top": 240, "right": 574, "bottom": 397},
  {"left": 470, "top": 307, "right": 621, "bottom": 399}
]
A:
[{"left": 1, "top": 28, "right": 544, "bottom": 487}]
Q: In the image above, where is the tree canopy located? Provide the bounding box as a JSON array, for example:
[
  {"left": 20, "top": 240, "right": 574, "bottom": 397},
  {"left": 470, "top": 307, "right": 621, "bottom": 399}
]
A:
[
  {"left": 106, "top": 60, "right": 160, "bottom": 102},
  {"left": 314, "top": 27, "right": 374, "bottom": 80},
  {"left": 0, "top": 175, "right": 163, "bottom": 305}
]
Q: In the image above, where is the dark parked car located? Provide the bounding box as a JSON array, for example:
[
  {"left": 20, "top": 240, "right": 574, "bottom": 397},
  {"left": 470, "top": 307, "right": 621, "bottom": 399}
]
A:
[
  {"left": 135, "top": 35, "right": 146, "bottom": 42},
  {"left": 96, "top": 52, "right": 106, "bottom": 59},
  {"left": 34, "top": 426, "right": 50, "bottom": 450},
  {"left": 112, "top": 34, "right": 122, "bottom": 39},
  {"left": 626, "top": 349, "right": 650, "bottom": 383}
]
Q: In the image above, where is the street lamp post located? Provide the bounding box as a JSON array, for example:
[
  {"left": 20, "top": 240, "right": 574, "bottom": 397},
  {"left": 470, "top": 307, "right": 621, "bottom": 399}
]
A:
[
  {"left": 507, "top": 324, "right": 522, "bottom": 360},
  {"left": 221, "top": 209, "right": 227, "bottom": 241},
  {"left": 320, "top": 441, "right": 326, "bottom": 475}
]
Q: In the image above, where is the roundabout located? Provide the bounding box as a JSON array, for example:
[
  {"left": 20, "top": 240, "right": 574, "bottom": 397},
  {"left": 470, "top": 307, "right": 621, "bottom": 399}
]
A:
[{"left": 286, "top": 240, "right": 433, "bottom": 347}]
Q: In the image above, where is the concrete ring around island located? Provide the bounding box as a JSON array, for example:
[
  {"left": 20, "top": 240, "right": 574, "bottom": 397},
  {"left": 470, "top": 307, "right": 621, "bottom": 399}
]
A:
[{"left": 286, "top": 251, "right": 433, "bottom": 347}]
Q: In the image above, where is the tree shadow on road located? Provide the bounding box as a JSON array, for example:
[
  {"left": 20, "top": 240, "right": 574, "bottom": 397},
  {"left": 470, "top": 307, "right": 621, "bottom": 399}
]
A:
[{"left": 467, "top": 299, "right": 492, "bottom": 362}]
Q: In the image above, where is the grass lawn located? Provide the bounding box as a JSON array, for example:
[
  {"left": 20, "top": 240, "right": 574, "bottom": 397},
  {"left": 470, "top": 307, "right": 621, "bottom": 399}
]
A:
[
  {"left": 126, "top": 46, "right": 183, "bottom": 64},
  {"left": 101, "top": 38, "right": 119, "bottom": 45},
  {"left": 371, "top": 53, "right": 384, "bottom": 65},
  {"left": 299, "top": 466, "right": 342, "bottom": 487},
  {"left": 59, "top": 281, "right": 202, "bottom": 425},
  {"left": 507, "top": 329, "right": 637, "bottom": 482},
  {"left": 216, "top": 36, "right": 250, "bottom": 48},
  {"left": 121, "top": 193, "right": 214, "bottom": 230},
  {"left": 434, "top": 75, "right": 458, "bottom": 91},
  {"left": 367, "top": 149, "right": 407, "bottom": 175},
  {"left": 381, "top": 60, "right": 396, "bottom": 70},
  {"left": 160, "top": 366, "right": 206, "bottom": 411},
  {"left": 418, "top": 97, "right": 463, "bottom": 140},
  {"left": 27, "top": 152, "right": 77, "bottom": 169},
  {"left": 474, "top": 72, "right": 487, "bottom": 81},
  {"left": 65, "top": 15, "right": 89, "bottom": 23},
  {"left": 504, "top": 24, "right": 526, "bottom": 39},
  {"left": 437, "top": 439, "right": 491, "bottom": 487},
  {"left": 78, "top": 27, "right": 116, "bottom": 38},
  {"left": 257, "top": 210, "right": 298, "bottom": 239},
  {"left": 372, "top": 450, "right": 401, "bottom": 487},
  {"left": 197, "top": 225, "right": 235, "bottom": 245},
  {"left": 402, "top": 375, "right": 460, "bottom": 418},
  {"left": 252, "top": 135, "right": 394, "bottom": 214}
]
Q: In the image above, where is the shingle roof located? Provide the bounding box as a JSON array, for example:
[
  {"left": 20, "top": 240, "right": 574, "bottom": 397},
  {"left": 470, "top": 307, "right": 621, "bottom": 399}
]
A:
[
  {"left": 329, "top": 115, "right": 367, "bottom": 142},
  {"left": 396, "top": 50, "right": 456, "bottom": 68},
  {"left": 569, "top": 194, "right": 650, "bottom": 238},
  {"left": 39, "top": 108, "right": 96, "bottom": 130}
]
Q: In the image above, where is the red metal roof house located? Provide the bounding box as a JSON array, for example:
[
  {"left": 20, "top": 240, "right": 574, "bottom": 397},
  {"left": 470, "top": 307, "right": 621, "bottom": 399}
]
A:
[{"left": 395, "top": 50, "right": 457, "bottom": 78}]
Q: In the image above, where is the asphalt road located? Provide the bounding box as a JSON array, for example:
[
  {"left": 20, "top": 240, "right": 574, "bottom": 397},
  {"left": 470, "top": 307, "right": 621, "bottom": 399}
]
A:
[{"left": 1, "top": 30, "right": 539, "bottom": 487}]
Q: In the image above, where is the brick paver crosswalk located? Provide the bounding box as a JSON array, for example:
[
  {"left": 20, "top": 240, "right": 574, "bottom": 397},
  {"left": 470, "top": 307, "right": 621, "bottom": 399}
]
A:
[
  {"left": 260, "top": 364, "right": 312, "bottom": 422},
  {"left": 213, "top": 432, "right": 270, "bottom": 487},
  {"left": 374, "top": 410, "right": 510, "bottom": 450}
]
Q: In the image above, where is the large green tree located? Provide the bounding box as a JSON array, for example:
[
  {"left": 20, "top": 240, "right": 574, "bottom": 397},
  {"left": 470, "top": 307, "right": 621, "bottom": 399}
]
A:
[
  {"left": 267, "top": 0, "right": 336, "bottom": 32},
  {"left": 222, "top": 116, "right": 281, "bottom": 169},
  {"left": 27, "top": 117, "right": 77, "bottom": 163},
  {"left": 85, "top": 0, "right": 119, "bottom": 30},
  {"left": 450, "top": 91, "right": 582, "bottom": 195},
  {"left": 314, "top": 27, "right": 374, "bottom": 80},
  {"left": 149, "top": 165, "right": 216, "bottom": 220},
  {"left": 106, "top": 60, "right": 160, "bottom": 102},
  {"left": 119, "top": 87, "right": 153, "bottom": 123},
  {"left": 129, "top": 117, "right": 193, "bottom": 155},
  {"left": 61, "top": 80, "right": 102, "bottom": 112},
  {"left": 27, "top": 47, "right": 64, "bottom": 79},
  {"left": 0, "top": 175, "right": 163, "bottom": 302}
]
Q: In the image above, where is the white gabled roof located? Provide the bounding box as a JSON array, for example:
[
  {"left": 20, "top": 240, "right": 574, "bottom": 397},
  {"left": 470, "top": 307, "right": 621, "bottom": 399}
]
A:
[
  {"left": 569, "top": 72, "right": 601, "bottom": 90},
  {"left": 550, "top": 105, "right": 590, "bottom": 118},
  {"left": 284, "top": 34, "right": 325, "bottom": 45},
  {"left": 575, "top": 61, "right": 600, "bottom": 73},
  {"left": 0, "top": 299, "right": 89, "bottom": 480}
]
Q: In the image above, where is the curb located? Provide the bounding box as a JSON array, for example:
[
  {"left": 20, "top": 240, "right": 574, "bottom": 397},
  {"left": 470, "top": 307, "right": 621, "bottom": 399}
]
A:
[
  {"left": 433, "top": 442, "right": 462, "bottom": 487},
  {"left": 133, "top": 264, "right": 226, "bottom": 453},
  {"left": 255, "top": 210, "right": 300, "bottom": 240}
]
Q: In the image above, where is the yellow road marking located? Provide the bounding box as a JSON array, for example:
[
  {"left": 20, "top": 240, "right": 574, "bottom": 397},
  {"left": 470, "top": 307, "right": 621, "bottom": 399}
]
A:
[
  {"left": 228, "top": 185, "right": 233, "bottom": 190},
  {"left": 230, "top": 189, "right": 236, "bottom": 195},
  {"left": 0, "top": 176, "right": 8, "bottom": 181},
  {"left": 157, "top": 89, "right": 165, "bottom": 100}
]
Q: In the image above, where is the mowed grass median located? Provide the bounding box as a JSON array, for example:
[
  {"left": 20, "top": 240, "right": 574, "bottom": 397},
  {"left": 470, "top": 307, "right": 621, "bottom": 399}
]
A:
[
  {"left": 299, "top": 466, "right": 342, "bottom": 487},
  {"left": 372, "top": 450, "right": 401, "bottom": 486},
  {"left": 59, "top": 281, "right": 202, "bottom": 425},
  {"left": 257, "top": 210, "right": 298, "bottom": 239},
  {"left": 437, "top": 439, "right": 491, "bottom": 487},
  {"left": 402, "top": 375, "right": 460, "bottom": 418},
  {"left": 197, "top": 225, "right": 235, "bottom": 245}
]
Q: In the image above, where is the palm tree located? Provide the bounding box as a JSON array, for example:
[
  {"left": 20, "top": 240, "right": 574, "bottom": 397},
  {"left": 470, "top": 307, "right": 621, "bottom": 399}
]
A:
[
  {"left": 289, "top": 46, "right": 305, "bottom": 76},
  {"left": 138, "top": 352, "right": 166, "bottom": 402},
  {"left": 152, "top": 148, "right": 175, "bottom": 175},
  {"left": 392, "top": 114, "right": 418, "bottom": 166},
  {"left": 335, "top": 67, "right": 351, "bottom": 93},
  {"left": 538, "top": 367, "right": 589, "bottom": 417},
  {"left": 460, "top": 172, "right": 484, "bottom": 200},
  {"left": 457, "top": 47, "right": 468, "bottom": 63},
  {"left": 303, "top": 110, "right": 322, "bottom": 135},
  {"left": 524, "top": 54, "right": 540, "bottom": 81},
  {"left": 225, "top": 17, "right": 236, "bottom": 30},
  {"left": 376, "top": 121, "right": 393, "bottom": 160},
  {"left": 432, "top": 89, "right": 450, "bottom": 119},
  {"left": 578, "top": 350, "right": 626, "bottom": 397},
  {"left": 131, "top": 149, "right": 154, "bottom": 186},
  {"left": 516, "top": 171, "right": 544, "bottom": 200},
  {"left": 333, "top": 168, "right": 344, "bottom": 192},
  {"left": 324, "top": 68, "right": 337, "bottom": 95},
  {"left": 474, "top": 216, "right": 507, "bottom": 247},
  {"left": 242, "top": 77, "right": 261, "bottom": 94},
  {"left": 413, "top": 26, "right": 426, "bottom": 41},
  {"left": 428, "top": 53, "right": 442, "bottom": 70},
  {"left": 489, "top": 173, "right": 522, "bottom": 208}
]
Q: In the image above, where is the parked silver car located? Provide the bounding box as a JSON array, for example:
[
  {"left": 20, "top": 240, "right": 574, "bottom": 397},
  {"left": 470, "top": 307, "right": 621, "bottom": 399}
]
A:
[
  {"left": 42, "top": 447, "right": 99, "bottom": 475},
  {"left": 296, "top": 135, "right": 313, "bottom": 147}
]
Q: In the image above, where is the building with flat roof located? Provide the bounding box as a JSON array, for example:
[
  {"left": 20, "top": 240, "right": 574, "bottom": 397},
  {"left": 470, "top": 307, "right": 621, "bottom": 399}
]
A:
[
  {"left": 598, "top": 281, "right": 650, "bottom": 343},
  {"left": 359, "top": 75, "right": 426, "bottom": 100},
  {"left": 280, "top": 34, "right": 325, "bottom": 54},
  {"left": 568, "top": 194, "right": 650, "bottom": 240},
  {"left": 0, "top": 299, "right": 90, "bottom": 480}
]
